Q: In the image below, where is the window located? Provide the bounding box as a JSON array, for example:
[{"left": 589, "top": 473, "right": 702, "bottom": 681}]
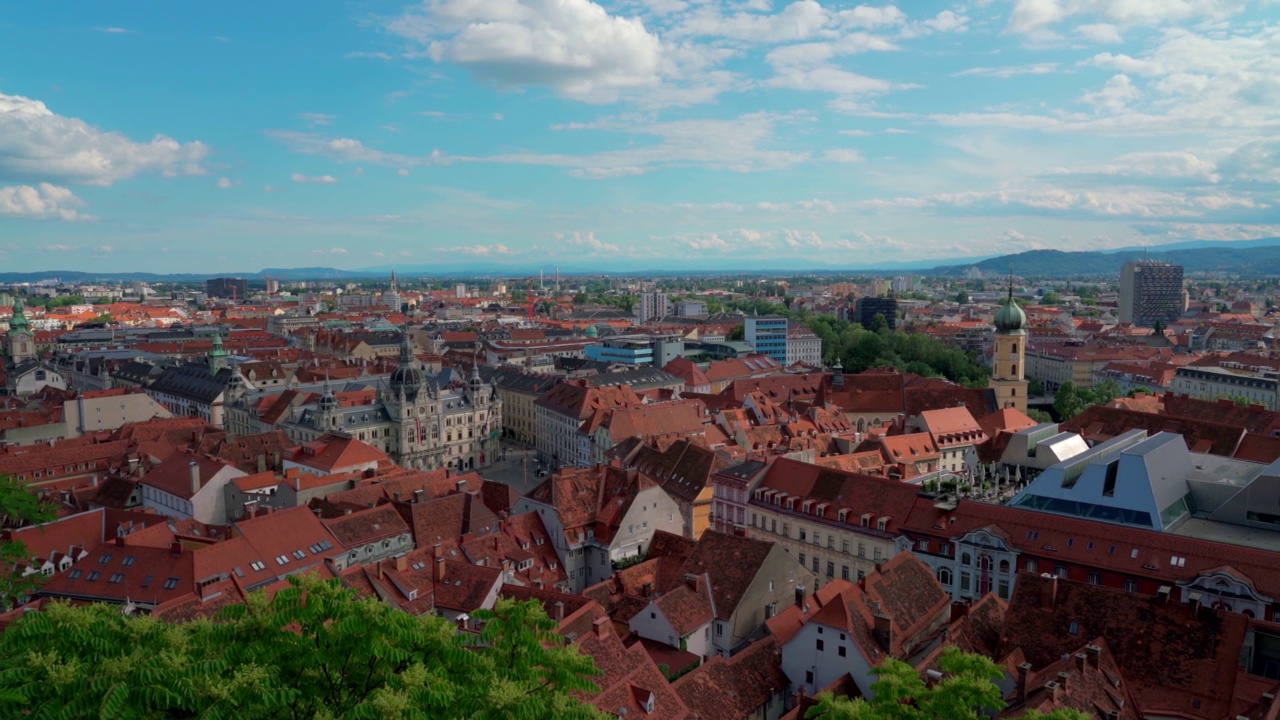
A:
[
  {"left": 68, "top": 569, "right": 82, "bottom": 580},
  {"left": 799, "top": 528, "right": 807, "bottom": 542},
  {"left": 250, "top": 561, "right": 266, "bottom": 572},
  {"left": 873, "top": 548, "right": 882, "bottom": 562},
  {"left": 1025, "top": 559, "right": 1038, "bottom": 573},
  {"left": 1068, "top": 621, "right": 1080, "bottom": 635},
  {"left": 826, "top": 561, "right": 835, "bottom": 577},
  {"left": 293, "top": 549, "right": 307, "bottom": 560},
  {"left": 816, "top": 639, "right": 825, "bottom": 652},
  {"left": 1055, "top": 565, "right": 1068, "bottom": 579},
  {"left": 838, "top": 645, "right": 847, "bottom": 657},
  {"left": 938, "top": 568, "right": 952, "bottom": 585},
  {"left": 1088, "top": 572, "right": 1102, "bottom": 585},
  {"left": 827, "top": 535, "right": 835, "bottom": 549},
  {"left": 121, "top": 556, "right": 136, "bottom": 566},
  {"left": 782, "top": 523, "right": 789, "bottom": 538},
  {"left": 163, "top": 577, "right": 180, "bottom": 590},
  {"left": 812, "top": 557, "right": 819, "bottom": 572},
  {"left": 857, "top": 543, "right": 866, "bottom": 558},
  {"left": 86, "top": 571, "right": 101, "bottom": 582},
  {"left": 842, "top": 538, "right": 850, "bottom": 554},
  {"left": 715, "top": 622, "right": 724, "bottom": 637},
  {"left": 108, "top": 573, "right": 124, "bottom": 584},
  {"left": 799, "top": 552, "right": 806, "bottom": 566},
  {"left": 1123, "top": 578, "right": 1138, "bottom": 593},
  {"left": 998, "top": 580, "right": 1009, "bottom": 599},
  {"left": 812, "top": 532, "right": 820, "bottom": 546},
  {"left": 916, "top": 538, "right": 929, "bottom": 552},
  {"left": 961, "top": 573, "right": 971, "bottom": 591}
]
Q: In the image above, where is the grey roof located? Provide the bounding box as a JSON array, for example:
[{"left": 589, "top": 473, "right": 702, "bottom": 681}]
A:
[
  {"left": 147, "top": 363, "right": 232, "bottom": 404},
  {"left": 584, "top": 367, "right": 682, "bottom": 390},
  {"left": 113, "top": 361, "right": 161, "bottom": 385}
]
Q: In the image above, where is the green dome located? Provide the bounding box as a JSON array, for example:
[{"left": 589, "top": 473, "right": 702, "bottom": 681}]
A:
[
  {"left": 584, "top": 324, "right": 599, "bottom": 338},
  {"left": 994, "top": 298, "right": 1026, "bottom": 334}
]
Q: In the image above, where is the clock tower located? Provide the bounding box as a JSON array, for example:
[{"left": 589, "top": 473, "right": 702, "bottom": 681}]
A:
[
  {"left": 989, "top": 280, "right": 1028, "bottom": 413},
  {"left": 6, "top": 298, "right": 34, "bottom": 365}
]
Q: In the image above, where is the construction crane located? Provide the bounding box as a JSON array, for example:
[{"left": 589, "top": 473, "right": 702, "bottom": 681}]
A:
[{"left": 526, "top": 279, "right": 535, "bottom": 323}]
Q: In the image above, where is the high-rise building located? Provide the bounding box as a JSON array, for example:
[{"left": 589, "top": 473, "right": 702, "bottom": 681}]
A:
[
  {"left": 856, "top": 297, "right": 898, "bottom": 331},
  {"left": 206, "top": 277, "right": 248, "bottom": 301},
  {"left": 384, "top": 270, "right": 401, "bottom": 312},
  {"left": 636, "top": 292, "right": 671, "bottom": 324},
  {"left": 1119, "top": 261, "right": 1184, "bottom": 327},
  {"left": 744, "top": 315, "right": 789, "bottom": 363}
]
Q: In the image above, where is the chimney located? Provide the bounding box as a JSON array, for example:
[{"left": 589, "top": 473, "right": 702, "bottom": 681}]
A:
[
  {"left": 642, "top": 581, "right": 653, "bottom": 598},
  {"left": 395, "top": 555, "right": 408, "bottom": 572},
  {"left": 1016, "top": 662, "right": 1032, "bottom": 702},
  {"left": 114, "top": 535, "right": 125, "bottom": 547},
  {"left": 414, "top": 489, "right": 425, "bottom": 503},
  {"left": 456, "top": 478, "right": 467, "bottom": 493},
  {"left": 189, "top": 460, "right": 201, "bottom": 495},
  {"left": 1085, "top": 644, "right": 1101, "bottom": 668},
  {"left": 872, "top": 614, "right": 892, "bottom": 651},
  {"left": 1074, "top": 653, "right": 1086, "bottom": 673},
  {"left": 256, "top": 454, "right": 266, "bottom": 473},
  {"left": 593, "top": 616, "right": 609, "bottom": 639},
  {"left": 1056, "top": 671, "right": 1069, "bottom": 690},
  {"left": 294, "top": 473, "right": 302, "bottom": 492},
  {"left": 434, "top": 555, "right": 446, "bottom": 582},
  {"left": 685, "top": 573, "right": 700, "bottom": 591},
  {"left": 169, "top": 540, "right": 183, "bottom": 555},
  {"left": 1044, "top": 681, "right": 1061, "bottom": 702},
  {"left": 554, "top": 601, "right": 565, "bottom": 621}
]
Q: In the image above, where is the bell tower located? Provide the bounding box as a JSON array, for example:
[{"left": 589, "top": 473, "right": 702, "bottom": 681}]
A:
[
  {"left": 6, "top": 298, "right": 34, "bottom": 366},
  {"left": 989, "top": 273, "right": 1029, "bottom": 413}
]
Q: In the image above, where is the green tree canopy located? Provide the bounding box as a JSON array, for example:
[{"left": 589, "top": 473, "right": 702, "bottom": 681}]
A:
[
  {"left": 0, "top": 474, "right": 56, "bottom": 609},
  {"left": 0, "top": 575, "right": 604, "bottom": 720},
  {"left": 807, "top": 647, "right": 1088, "bottom": 720}
]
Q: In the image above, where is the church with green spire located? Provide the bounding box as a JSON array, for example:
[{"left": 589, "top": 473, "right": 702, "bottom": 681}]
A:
[{"left": 5, "top": 297, "right": 69, "bottom": 397}]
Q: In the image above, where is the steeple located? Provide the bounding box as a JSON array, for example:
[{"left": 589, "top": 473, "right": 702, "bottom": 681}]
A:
[
  {"left": 9, "top": 298, "right": 29, "bottom": 332},
  {"left": 209, "top": 333, "right": 229, "bottom": 373}
]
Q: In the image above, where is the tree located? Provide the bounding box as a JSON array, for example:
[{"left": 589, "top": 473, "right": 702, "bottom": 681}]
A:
[
  {"left": 0, "top": 474, "right": 56, "bottom": 609},
  {"left": 1039, "top": 291, "right": 1061, "bottom": 305},
  {"left": 1091, "top": 379, "right": 1122, "bottom": 407},
  {"left": 1027, "top": 408, "right": 1053, "bottom": 423},
  {"left": 728, "top": 325, "right": 745, "bottom": 341},
  {"left": 1053, "top": 382, "right": 1087, "bottom": 422},
  {"left": 954, "top": 290, "right": 970, "bottom": 305},
  {"left": 0, "top": 575, "right": 604, "bottom": 720},
  {"left": 807, "top": 647, "right": 1088, "bottom": 720},
  {"left": 1028, "top": 379, "right": 1045, "bottom": 397}
]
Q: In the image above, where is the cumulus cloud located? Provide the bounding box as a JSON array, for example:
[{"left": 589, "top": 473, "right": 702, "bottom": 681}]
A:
[
  {"left": 291, "top": 173, "right": 340, "bottom": 184},
  {"left": 216, "top": 177, "right": 240, "bottom": 189},
  {"left": 557, "top": 230, "right": 621, "bottom": 253},
  {"left": 389, "top": 0, "right": 663, "bottom": 102},
  {"left": 0, "top": 92, "right": 208, "bottom": 186},
  {"left": 0, "top": 183, "right": 92, "bottom": 221},
  {"left": 952, "top": 62, "right": 1059, "bottom": 78}
]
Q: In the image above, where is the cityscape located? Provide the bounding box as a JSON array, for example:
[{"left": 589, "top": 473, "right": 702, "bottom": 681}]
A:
[{"left": 3, "top": 1, "right": 1280, "bottom": 719}]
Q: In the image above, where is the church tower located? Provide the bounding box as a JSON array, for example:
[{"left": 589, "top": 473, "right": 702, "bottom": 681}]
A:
[
  {"left": 209, "top": 333, "right": 230, "bottom": 374},
  {"left": 989, "top": 278, "right": 1028, "bottom": 413},
  {"left": 6, "top": 298, "right": 34, "bottom": 366},
  {"left": 385, "top": 270, "right": 402, "bottom": 314}
]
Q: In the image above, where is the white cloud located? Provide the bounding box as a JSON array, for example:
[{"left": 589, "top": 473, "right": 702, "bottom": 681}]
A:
[
  {"left": 345, "top": 51, "right": 392, "bottom": 60},
  {"left": 823, "top": 148, "right": 863, "bottom": 162},
  {"left": 97, "top": 245, "right": 114, "bottom": 252},
  {"left": 858, "top": 185, "right": 1266, "bottom": 219},
  {"left": 952, "top": 62, "right": 1059, "bottom": 78},
  {"left": 291, "top": 173, "right": 340, "bottom": 184},
  {"left": 558, "top": 230, "right": 621, "bottom": 253},
  {"left": 1009, "top": 0, "right": 1246, "bottom": 34},
  {"left": 1080, "top": 73, "right": 1139, "bottom": 113},
  {"left": 267, "top": 131, "right": 449, "bottom": 167},
  {"left": 312, "top": 247, "right": 349, "bottom": 254},
  {"left": 299, "top": 112, "right": 335, "bottom": 127},
  {"left": 0, "top": 183, "right": 91, "bottom": 221},
  {"left": 1076, "top": 23, "right": 1123, "bottom": 43},
  {"left": 0, "top": 92, "right": 208, "bottom": 186},
  {"left": 445, "top": 243, "right": 520, "bottom": 255},
  {"left": 673, "top": 0, "right": 830, "bottom": 42},
  {"left": 216, "top": 177, "right": 239, "bottom": 189},
  {"left": 1046, "top": 150, "right": 1222, "bottom": 183},
  {"left": 390, "top": 0, "right": 663, "bottom": 102},
  {"left": 93, "top": 27, "right": 136, "bottom": 34},
  {"left": 38, "top": 244, "right": 73, "bottom": 251},
  {"left": 398, "top": 168, "right": 411, "bottom": 176}
]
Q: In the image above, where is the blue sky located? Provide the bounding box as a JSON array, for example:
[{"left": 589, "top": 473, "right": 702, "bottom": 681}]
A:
[{"left": 0, "top": 0, "right": 1277, "bottom": 273}]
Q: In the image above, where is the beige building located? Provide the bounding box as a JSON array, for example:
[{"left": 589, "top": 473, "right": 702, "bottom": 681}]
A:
[
  {"left": 744, "top": 457, "right": 920, "bottom": 590},
  {"left": 483, "top": 369, "right": 559, "bottom": 445},
  {"left": 64, "top": 388, "right": 172, "bottom": 436}
]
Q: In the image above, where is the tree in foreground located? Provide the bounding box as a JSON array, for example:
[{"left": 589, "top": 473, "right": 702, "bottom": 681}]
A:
[
  {"left": 806, "top": 647, "right": 1089, "bottom": 720},
  {"left": 0, "top": 473, "right": 56, "bottom": 609},
  {"left": 0, "top": 575, "right": 603, "bottom": 720}
]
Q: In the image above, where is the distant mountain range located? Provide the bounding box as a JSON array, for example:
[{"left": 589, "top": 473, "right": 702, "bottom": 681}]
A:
[
  {"left": 3, "top": 238, "right": 1279, "bottom": 283},
  {"left": 931, "top": 238, "right": 1280, "bottom": 278}
]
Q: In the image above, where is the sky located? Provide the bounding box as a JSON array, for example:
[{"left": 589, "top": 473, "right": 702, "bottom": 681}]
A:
[{"left": 0, "top": 0, "right": 1278, "bottom": 274}]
